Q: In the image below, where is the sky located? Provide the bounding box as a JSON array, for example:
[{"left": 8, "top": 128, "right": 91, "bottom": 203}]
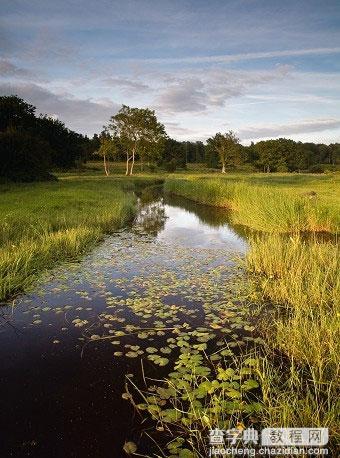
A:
[{"left": 1, "top": 0, "right": 340, "bottom": 144}]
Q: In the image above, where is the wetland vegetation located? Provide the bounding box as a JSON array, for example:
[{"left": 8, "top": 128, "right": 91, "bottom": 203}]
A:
[{"left": 0, "top": 169, "right": 339, "bottom": 456}]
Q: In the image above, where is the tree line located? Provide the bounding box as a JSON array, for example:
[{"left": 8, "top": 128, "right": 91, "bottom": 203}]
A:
[
  {"left": 1, "top": 95, "right": 339, "bottom": 181},
  {"left": 0, "top": 95, "right": 91, "bottom": 181}
]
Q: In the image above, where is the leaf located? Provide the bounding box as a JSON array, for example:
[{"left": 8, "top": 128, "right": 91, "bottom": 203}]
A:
[
  {"left": 125, "top": 351, "right": 139, "bottom": 358},
  {"left": 179, "top": 449, "right": 196, "bottom": 458},
  {"left": 90, "top": 334, "right": 101, "bottom": 340},
  {"left": 244, "top": 357, "right": 259, "bottom": 367},
  {"left": 226, "top": 389, "right": 242, "bottom": 398},
  {"left": 160, "top": 409, "right": 181, "bottom": 422},
  {"left": 146, "top": 347, "right": 158, "bottom": 353},
  {"left": 241, "top": 379, "right": 259, "bottom": 391},
  {"left": 123, "top": 441, "right": 137, "bottom": 455}
]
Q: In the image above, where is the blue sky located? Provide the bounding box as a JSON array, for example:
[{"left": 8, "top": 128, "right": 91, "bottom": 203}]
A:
[{"left": 1, "top": 0, "right": 340, "bottom": 143}]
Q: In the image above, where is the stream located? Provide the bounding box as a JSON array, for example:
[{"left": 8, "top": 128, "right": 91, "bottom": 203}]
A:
[{"left": 0, "top": 188, "right": 254, "bottom": 457}]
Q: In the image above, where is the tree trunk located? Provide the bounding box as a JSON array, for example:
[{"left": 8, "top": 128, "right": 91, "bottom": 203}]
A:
[
  {"left": 125, "top": 153, "right": 130, "bottom": 175},
  {"left": 221, "top": 162, "right": 226, "bottom": 173},
  {"left": 129, "top": 149, "right": 135, "bottom": 175},
  {"left": 103, "top": 153, "right": 109, "bottom": 176}
]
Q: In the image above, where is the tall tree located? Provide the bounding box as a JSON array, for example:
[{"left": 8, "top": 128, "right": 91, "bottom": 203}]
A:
[
  {"left": 206, "top": 131, "right": 241, "bottom": 173},
  {"left": 108, "top": 105, "right": 166, "bottom": 175},
  {"left": 97, "top": 132, "right": 118, "bottom": 176}
]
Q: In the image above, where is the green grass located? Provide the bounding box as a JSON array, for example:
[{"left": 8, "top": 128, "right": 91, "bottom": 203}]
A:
[
  {"left": 247, "top": 235, "right": 340, "bottom": 441},
  {"left": 164, "top": 173, "right": 340, "bottom": 233},
  {"left": 0, "top": 176, "right": 157, "bottom": 300},
  {"left": 163, "top": 173, "right": 340, "bottom": 450}
]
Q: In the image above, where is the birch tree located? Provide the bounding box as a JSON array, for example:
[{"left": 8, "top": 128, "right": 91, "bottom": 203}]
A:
[{"left": 108, "top": 105, "right": 166, "bottom": 175}]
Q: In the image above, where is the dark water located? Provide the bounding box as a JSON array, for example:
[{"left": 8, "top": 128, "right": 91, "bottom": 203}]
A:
[{"left": 0, "top": 190, "right": 249, "bottom": 458}]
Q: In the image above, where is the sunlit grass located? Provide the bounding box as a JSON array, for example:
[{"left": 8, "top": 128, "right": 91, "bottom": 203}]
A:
[
  {"left": 163, "top": 173, "right": 340, "bottom": 452},
  {"left": 164, "top": 174, "right": 340, "bottom": 233},
  {"left": 0, "top": 176, "right": 144, "bottom": 300}
]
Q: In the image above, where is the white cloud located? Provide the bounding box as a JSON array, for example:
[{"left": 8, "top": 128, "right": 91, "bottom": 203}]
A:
[
  {"left": 0, "top": 59, "right": 32, "bottom": 77},
  {"left": 121, "top": 47, "right": 340, "bottom": 65},
  {"left": 154, "top": 65, "right": 293, "bottom": 113},
  {"left": 239, "top": 118, "right": 340, "bottom": 140}
]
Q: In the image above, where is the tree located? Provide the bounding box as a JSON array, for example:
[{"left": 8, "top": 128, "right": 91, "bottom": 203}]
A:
[
  {"left": 0, "top": 129, "right": 54, "bottom": 182},
  {"left": 108, "top": 105, "right": 166, "bottom": 175},
  {"left": 0, "top": 95, "right": 36, "bottom": 132},
  {"left": 206, "top": 131, "right": 241, "bottom": 173},
  {"left": 97, "top": 132, "right": 117, "bottom": 176},
  {"left": 36, "top": 115, "right": 86, "bottom": 168}
]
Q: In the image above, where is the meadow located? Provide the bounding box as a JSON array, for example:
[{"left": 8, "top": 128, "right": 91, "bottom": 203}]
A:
[
  {"left": 1, "top": 166, "right": 339, "bottom": 453},
  {"left": 0, "top": 176, "right": 157, "bottom": 300}
]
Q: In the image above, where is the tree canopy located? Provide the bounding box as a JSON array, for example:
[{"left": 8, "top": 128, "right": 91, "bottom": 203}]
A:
[{"left": 107, "top": 105, "right": 166, "bottom": 175}]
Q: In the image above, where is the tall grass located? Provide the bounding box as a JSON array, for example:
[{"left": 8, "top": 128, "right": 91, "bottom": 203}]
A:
[
  {"left": 164, "top": 175, "right": 340, "bottom": 450},
  {"left": 0, "top": 177, "right": 139, "bottom": 300},
  {"left": 165, "top": 176, "right": 340, "bottom": 233},
  {"left": 246, "top": 235, "right": 340, "bottom": 443}
]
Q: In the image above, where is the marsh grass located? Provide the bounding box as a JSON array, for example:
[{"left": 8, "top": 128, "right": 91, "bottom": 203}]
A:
[
  {"left": 163, "top": 174, "right": 340, "bottom": 453},
  {"left": 246, "top": 235, "right": 340, "bottom": 447},
  {"left": 165, "top": 175, "right": 340, "bottom": 233},
  {"left": 0, "top": 177, "right": 143, "bottom": 300}
]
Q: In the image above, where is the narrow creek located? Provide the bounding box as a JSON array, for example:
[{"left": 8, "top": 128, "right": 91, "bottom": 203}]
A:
[{"left": 0, "top": 187, "right": 257, "bottom": 457}]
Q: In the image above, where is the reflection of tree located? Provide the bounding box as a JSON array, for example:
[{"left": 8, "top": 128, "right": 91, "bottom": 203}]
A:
[
  {"left": 163, "top": 194, "right": 250, "bottom": 240},
  {"left": 135, "top": 200, "right": 167, "bottom": 236},
  {"left": 139, "top": 184, "right": 163, "bottom": 204}
]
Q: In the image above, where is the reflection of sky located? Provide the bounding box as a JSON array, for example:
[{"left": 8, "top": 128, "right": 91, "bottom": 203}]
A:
[{"left": 157, "top": 205, "right": 247, "bottom": 253}]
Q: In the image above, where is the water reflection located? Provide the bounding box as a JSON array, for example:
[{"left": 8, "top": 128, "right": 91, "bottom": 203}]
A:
[{"left": 136, "top": 186, "right": 248, "bottom": 252}]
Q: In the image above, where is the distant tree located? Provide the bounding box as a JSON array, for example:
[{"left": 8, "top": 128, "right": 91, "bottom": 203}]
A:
[
  {"left": 206, "top": 131, "right": 241, "bottom": 173},
  {"left": 329, "top": 143, "right": 340, "bottom": 166},
  {"left": 108, "top": 105, "right": 166, "bottom": 175},
  {"left": 97, "top": 132, "right": 118, "bottom": 176}
]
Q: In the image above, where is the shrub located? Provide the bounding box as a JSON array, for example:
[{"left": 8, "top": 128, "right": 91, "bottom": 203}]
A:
[
  {"left": 164, "top": 159, "right": 177, "bottom": 172},
  {"left": 308, "top": 164, "right": 324, "bottom": 173}
]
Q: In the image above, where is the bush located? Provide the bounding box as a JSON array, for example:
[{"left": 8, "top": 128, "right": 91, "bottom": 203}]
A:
[
  {"left": 164, "top": 159, "right": 177, "bottom": 172},
  {"left": 308, "top": 164, "right": 324, "bottom": 173},
  {"left": 148, "top": 163, "right": 157, "bottom": 173}
]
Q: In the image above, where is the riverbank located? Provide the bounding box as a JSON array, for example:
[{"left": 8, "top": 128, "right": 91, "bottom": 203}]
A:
[
  {"left": 163, "top": 174, "right": 340, "bottom": 449},
  {"left": 0, "top": 177, "right": 160, "bottom": 301},
  {"left": 164, "top": 174, "right": 340, "bottom": 233}
]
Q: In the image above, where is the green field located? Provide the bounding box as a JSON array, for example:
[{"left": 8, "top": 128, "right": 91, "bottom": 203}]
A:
[{"left": 0, "top": 176, "right": 154, "bottom": 300}]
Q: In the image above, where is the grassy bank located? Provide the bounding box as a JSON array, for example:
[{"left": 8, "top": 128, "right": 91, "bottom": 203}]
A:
[
  {"left": 164, "top": 174, "right": 340, "bottom": 233},
  {"left": 0, "top": 176, "right": 151, "bottom": 301},
  {"left": 163, "top": 174, "right": 340, "bottom": 449}
]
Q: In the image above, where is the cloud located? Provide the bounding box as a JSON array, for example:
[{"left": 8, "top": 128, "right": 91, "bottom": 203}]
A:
[
  {"left": 121, "top": 47, "right": 340, "bottom": 65},
  {"left": 0, "top": 59, "right": 32, "bottom": 77},
  {"left": 102, "top": 77, "right": 151, "bottom": 93},
  {"left": 0, "top": 82, "right": 119, "bottom": 135},
  {"left": 156, "top": 78, "right": 208, "bottom": 113},
  {"left": 238, "top": 119, "right": 340, "bottom": 140},
  {"left": 154, "top": 65, "right": 292, "bottom": 113}
]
